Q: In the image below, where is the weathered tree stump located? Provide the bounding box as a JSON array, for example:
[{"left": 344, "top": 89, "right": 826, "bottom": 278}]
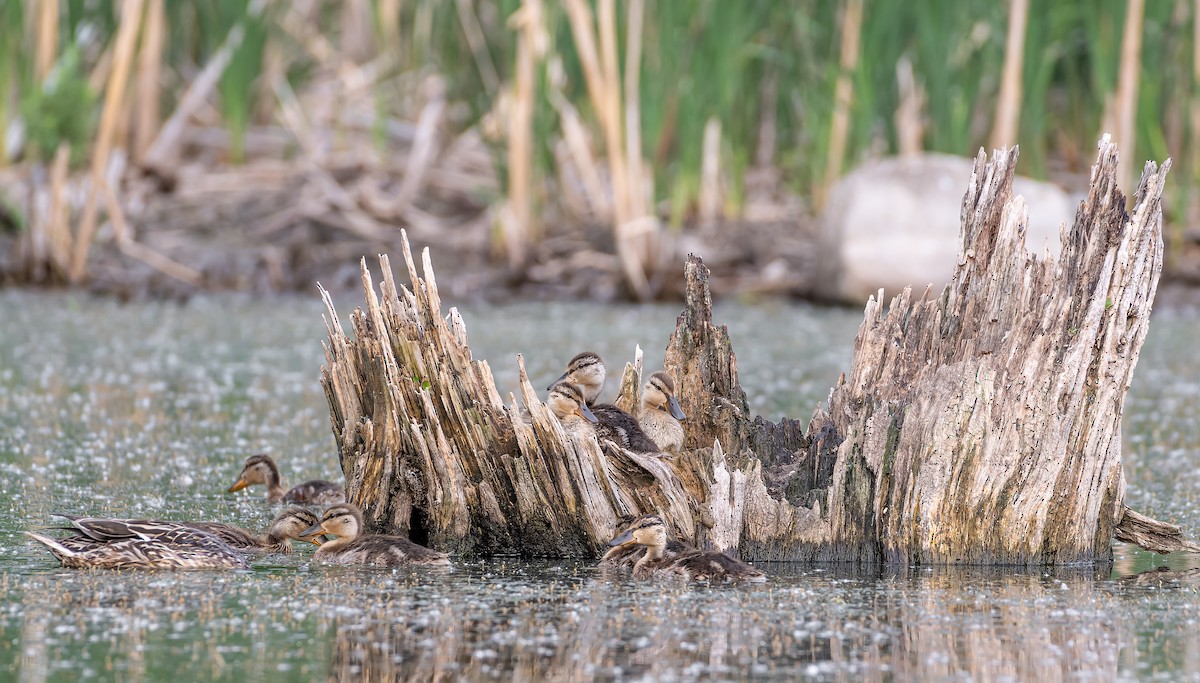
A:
[{"left": 320, "top": 137, "right": 1197, "bottom": 564}]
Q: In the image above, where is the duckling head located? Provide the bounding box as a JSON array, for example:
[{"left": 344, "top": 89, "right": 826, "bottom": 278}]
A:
[
  {"left": 228, "top": 453, "right": 281, "bottom": 492},
  {"left": 548, "top": 352, "right": 606, "bottom": 405},
  {"left": 300, "top": 503, "right": 363, "bottom": 542},
  {"left": 271, "top": 507, "right": 324, "bottom": 545},
  {"left": 607, "top": 514, "right": 668, "bottom": 551},
  {"left": 547, "top": 380, "right": 599, "bottom": 423},
  {"left": 642, "top": 372, "right": 686, "bottom": 421}
]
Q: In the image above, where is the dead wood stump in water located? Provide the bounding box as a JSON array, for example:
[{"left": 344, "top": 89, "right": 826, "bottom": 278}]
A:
[{"left": 320, "top": 138, "right": 1197, "bottom": 564}]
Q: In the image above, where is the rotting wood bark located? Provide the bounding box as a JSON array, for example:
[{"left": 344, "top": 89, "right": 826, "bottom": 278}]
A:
[{"left": 320, "top": 137, "right": 1195, "bottom": 564}]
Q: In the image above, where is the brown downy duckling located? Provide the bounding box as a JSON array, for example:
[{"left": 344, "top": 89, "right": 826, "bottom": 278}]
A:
[
  {"left": 551, "top": 352, "right": 660, "bottom": 453},
  {"left": 637, "top": 372, "right": 687, "bottom": 453},
  {"left": 606, "top": 515, "right": 766, "bottom": 582},
  {"left": 546, "top": 380, "right": 599, "bottom": 427},
  {"left": 227, "top": 453, "right": 345, "bottom": 506},
  {"left": 299, "top": 503, "right": 449, "bottom": 567},
  {"left": 187, "top": 507, "right": 324, "bottom": 554},
  {"left": 26, "top": 515, "right": 249, "bottom": 570}
]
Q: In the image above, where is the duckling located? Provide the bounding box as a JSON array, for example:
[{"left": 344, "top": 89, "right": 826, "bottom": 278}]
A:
[
  {"left": 600, "top": 512, "right": 693, "bottom": 569},
  {"left": 547, "top": 380, "right": 599, "bottom": 427},
  {"left": 187, "top": 507, "right": 323, "bottom": 554},
  {"left": 551, "top": 353, "right": 660, "bottom": 453},
  {"left": 26, "top": 516, "right": 249, "bottom": 570},
  {"left": 638, "top": 372, "right": 687, "bottom": 453},
  {"left": 606, "top": 514, "right": 766, "bottom": 582},
  {"left": 298, "top": 503, "right": 449, "bottom": 567},
  {"left": 548, "top": 351, "right": 606, "bottom": 406},
  {"left": 227, "top": 453, "right": 345, "bottom": 506}
]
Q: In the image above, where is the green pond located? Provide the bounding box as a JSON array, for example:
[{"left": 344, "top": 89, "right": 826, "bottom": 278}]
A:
[{"left": 1, "top": 289, "right": 1199, "bottom": 682}]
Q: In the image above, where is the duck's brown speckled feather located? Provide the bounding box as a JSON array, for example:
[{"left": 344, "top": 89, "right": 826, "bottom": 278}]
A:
[
  {"left": 315, "top": 534, "right": 450, "bottom": 567},
  {"left": 283, "top": 480, "right": 345, "bottom": 506}
]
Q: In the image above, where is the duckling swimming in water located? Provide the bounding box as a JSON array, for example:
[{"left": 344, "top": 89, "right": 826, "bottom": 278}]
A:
[
  {"left": 551, "top": 352, "right": 661, "bottom": 453},
  {"left": 638, "top": 372, "right": 687, "bottom": 453},
  {"left": 26, "top": 515, "right": 250, "bottom": 570},
  {"left": 299, "top": 503, "right": 450, "bottom": 567},
  {"left": 187, "top": 507, "right": 324, "bottom": 554},
  {"left": 606, "top": 514, "right": 766, "bottom": 582},
  {"left": 227, "top": 453, "right": 345, "bottom": 506}
]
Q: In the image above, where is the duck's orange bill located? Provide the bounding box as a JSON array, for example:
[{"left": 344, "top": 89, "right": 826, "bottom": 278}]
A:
[{"left": 227, "top": 478, "right": 249, "bottom": 493}]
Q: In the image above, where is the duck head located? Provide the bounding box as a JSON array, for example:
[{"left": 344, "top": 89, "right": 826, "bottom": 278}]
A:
[
  {"left": 547, "top": 380, "right": 599, "bottom": 423},
  {"left": 548, "top": 352, "right": 606, "bottom": 405},
  {"left": 300, "top": 503, "right": 364, "bottom": 542},
  {"left": 642, "top": 372, "right": 686, "bottom": 421}
]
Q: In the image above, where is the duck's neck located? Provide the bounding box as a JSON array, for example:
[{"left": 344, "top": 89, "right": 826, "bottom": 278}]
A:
[
  {"left": 317, "top": 532, "right": 357, "bottom": 554},
  {"left": 633, "top": 543, "right": 665, "bottom": 573},
  {"left": 258, "top": 530, "right": 290, "bottom": 552},
  {"left": 265, "top": 477, "right": 286, "bottom": 502}
]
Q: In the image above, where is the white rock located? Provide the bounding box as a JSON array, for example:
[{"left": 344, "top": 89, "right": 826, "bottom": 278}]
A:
[{"left": 815, "top": 153, "right": 1074, "bottom": 304}]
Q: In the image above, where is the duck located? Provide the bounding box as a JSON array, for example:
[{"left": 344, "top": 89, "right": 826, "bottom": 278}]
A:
[
  {"left": 550, "top": 352, "right": 660, "bottom": 453},
  {"left": 26, "top": 515, "right": 249, "bottom": 570},
  {"left": 606, "top": 514, "right": 766, "bottom": 582},
  {"left": 600, "top": 513, "right": 693, "bottom": 569},
  {"left": 548, "top": 351, "right": 606, "bottom": 406},
  {"left": 298, "top": 503, "right": 450, "bottom": 567},
  {"left": 637, "top": 372, "right": 687, "bottom": 453},
  {"left": 186, "top": 507, "right": 324, "bottom": 554},
  {"left": 227, "top": 453, "right": 345, "bottom": 506},
  {"left": 546, "top": 380, "right": 599, "bottom": 428}
]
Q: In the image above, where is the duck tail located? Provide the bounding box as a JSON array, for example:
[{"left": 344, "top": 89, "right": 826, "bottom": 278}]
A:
[{"left": 25, "top": 531, "right": 75, "bottom": 563}]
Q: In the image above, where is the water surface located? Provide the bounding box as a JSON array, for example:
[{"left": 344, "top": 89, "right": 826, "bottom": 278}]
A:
[{"left": 1, "top": 290, "right": 1199, "bottom": 681}]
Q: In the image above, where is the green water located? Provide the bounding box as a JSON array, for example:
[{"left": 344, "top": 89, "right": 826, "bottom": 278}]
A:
[{"left": 1, "top": 290, "right": 1199, "bottom": 681}]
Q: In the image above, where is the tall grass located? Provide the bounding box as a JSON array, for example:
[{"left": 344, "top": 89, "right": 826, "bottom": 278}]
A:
[{"left": 5, "top": 0, "right": 1200, "bottom": 285}]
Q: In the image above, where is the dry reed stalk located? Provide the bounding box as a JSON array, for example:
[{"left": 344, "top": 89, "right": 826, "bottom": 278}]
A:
[
  {"left": 340, "top": 0, "right": 375, "bottom": 63},
  {"left": 69, "top": 0, "right": 145, "bottom": 283},
  {"left": 456, "top": 0, "right": 500, "bottom": 94},
  {"left": 549, "top": 90, "right": 610, "bottom": 217},
  {"left": 563, "top": 0, "right": 611, "bottom": 134},
  {"left": 46, "top": 143, "right": 72, "bottom": 275},
  {"left": 623, "top": 0, "right": 646, "bottom": 220},
  {"left": 143, "top": 0, "right": 265, "bottom": 174},
  {"left": 1113, "top": 0, "right": 1145, "bottom": 194},
  {"left": 894, "top": 55, "right": 926, "bottom": 157},
  {"left": 34, "top": 0, "right": 58, "bottom": 82},
  {"left": 101, "top": 179, "right": 204, "bottom": 286},
  {"left": 133, "top": 0, "right": 165, "bottom": 162},
  {"left": 395, "top": 75, "right": 446, "bottom": 208},
  {"left": 699, "top": 117, "right": 722, "bottom": 232},
  {"left": 377, "top": 0, "right": 400, "bottom": 45},
  {"left": 1193, "top": 0, "right": 1200, "bottom": 242},
  {"left": 989, "top": 0, "right": 1028, "bottom": 150},
  {"left": 819, "top": 0, "right": 863, "bottom": 210},
  {"left": 502, "top": 0, "right": 543, "bottom": 267}
]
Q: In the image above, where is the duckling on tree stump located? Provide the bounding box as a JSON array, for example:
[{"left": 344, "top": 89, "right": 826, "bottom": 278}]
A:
[{"left": 320, "top": 137, "right": 1198, "bottom": 565}]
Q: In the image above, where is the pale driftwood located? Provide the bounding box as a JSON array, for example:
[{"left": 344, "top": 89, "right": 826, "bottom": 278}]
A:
[{"left": 321, "top": 139, "right": 1193, "bottom": 564}]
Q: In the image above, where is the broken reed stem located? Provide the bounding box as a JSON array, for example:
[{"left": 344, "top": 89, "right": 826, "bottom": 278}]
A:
[
  {"left": 1113, "top": 0, "right": 1145, "bottom": 195},
  {"left": 69, "top": 0, "right": 145, "bottom": 283},
  {"left": 133, "top": 0, "right": 165, "bottom": 163},
  {"left": 818, "top": 0, "right": 863, "bottom": 211},
  {"left": 34, "top": 0, "right": 58, "bottom": 82},
  {"left": 102, "top": 179, "right": 203, "bottom": 286},
  {"left": 988, "top": 0, "right": 1027, "bottom": 150},
  {"left": 503, "top": 0, "right": 541, "bottom": 268},
  {"left": 623, "top": 0, "right": 645, "bottom": 221}
]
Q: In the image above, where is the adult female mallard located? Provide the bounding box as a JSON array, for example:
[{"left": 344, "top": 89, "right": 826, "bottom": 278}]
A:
[
  {"left": 26, "top": 515, "right": 249, "bottom": 570},
  {"left": 299, "top": 503, "right": 449, "bottom": 567},
  {"left": 227, "top": 453, "right": 345, "bottom": 506},
  {"left": 637, "top": 372, "right": 687, "bottom": 453},
  {"left": 606, "top": 514, "right": 766, "bottom": 582},
  {"left": 550, "top": 353, "right": 660, "bottom": 453},
  {"left": 187, "top": 507, "right": 323, "bottom": 554},
  {"left": 600, "top": 513, "right": 693, "bottom": 569}
]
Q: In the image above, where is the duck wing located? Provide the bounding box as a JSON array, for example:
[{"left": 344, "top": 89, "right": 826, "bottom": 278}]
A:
[
  {"left": 283, "top": 480, "right": 345, "bottom": 506},
  {"left": 593, "top": 404, "right": 660, "bottom": 453},
  {"left": 322, "top": 535, "right": 449, "bottom": 567}
]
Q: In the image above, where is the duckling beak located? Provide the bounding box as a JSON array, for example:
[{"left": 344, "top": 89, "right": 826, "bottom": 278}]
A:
[
  {"left": 546, "top": 371, "right": 569, "bottom": 391},
  {"left": 608, "top": 529, "right": 635, "bottom": 546},
  {"left": 668, "top": 396, "right": 686, "bottom": 421},
  {"left": 306, "top": 535, "right": 325, "bottom": 546},
  {"left": 577, "top": 402, "right": 599, "bottom": 423},
  {"left": 227, "top": 478, "right": 250, "bottom": 493},
  {"left": 298, "top": 522, "right": 326, "bottom": 539}
]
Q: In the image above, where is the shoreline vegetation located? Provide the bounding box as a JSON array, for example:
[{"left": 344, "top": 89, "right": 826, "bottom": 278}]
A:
[{"left": 1, "top": 1, "right": 1199, "bottom": 302}]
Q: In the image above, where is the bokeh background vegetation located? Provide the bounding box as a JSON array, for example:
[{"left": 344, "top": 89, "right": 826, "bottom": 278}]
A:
[{"left": 0, "top": 0, "right": 1193, "bottom": 294}]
